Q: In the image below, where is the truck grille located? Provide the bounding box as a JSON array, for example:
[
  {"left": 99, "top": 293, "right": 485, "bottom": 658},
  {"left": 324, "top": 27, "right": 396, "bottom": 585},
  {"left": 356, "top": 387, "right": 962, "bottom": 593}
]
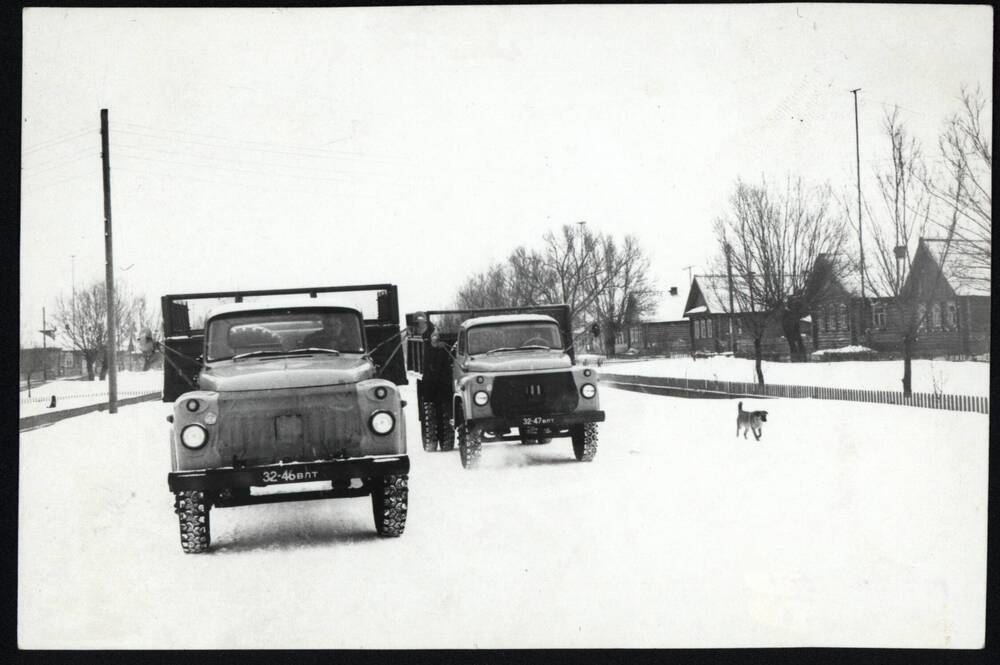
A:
[
  {"left": 216, "top": 385, "right": 363, "bottom": 466},
  {"left": 490, "top": 372, "right": 578, "bottom": 417}
]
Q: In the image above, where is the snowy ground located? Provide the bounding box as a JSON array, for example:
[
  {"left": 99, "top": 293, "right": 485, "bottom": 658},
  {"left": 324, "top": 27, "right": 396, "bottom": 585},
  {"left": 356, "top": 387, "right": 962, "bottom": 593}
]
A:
[
  {"left": 606, "top": 356, "right": 990, "bottom": 397},
  {"left": 19, "top": 385, "right": 986, "bottom": 648},
  {"left": 18, "top": 371, "right": 162, "bottom": 418}
]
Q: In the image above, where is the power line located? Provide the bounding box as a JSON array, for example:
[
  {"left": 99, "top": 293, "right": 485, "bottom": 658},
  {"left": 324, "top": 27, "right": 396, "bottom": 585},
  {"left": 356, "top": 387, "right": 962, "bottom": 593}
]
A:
[
  {"left": 22, "top": 168, "right": 98, "bottom": 192},
  {"left": 114, "top": 152, "right": 354, "bottom": 185},
  {"left": 22, "top": 127, "right": 95, "bottom": 154},
  {"left": 22, "top": 146, "right": 98, "bottom": 173},
  {"left": 21, "top": 151, "right": 98, "bottom": 179},
  {"left": 112, "top": 141, "right": 399, "bottom": 180},
  {"left": 113, "top": 166, "right": 399, "bottom": 202},
  {"left": 113, "top": 121, "right": 405, "bottom": 164}
]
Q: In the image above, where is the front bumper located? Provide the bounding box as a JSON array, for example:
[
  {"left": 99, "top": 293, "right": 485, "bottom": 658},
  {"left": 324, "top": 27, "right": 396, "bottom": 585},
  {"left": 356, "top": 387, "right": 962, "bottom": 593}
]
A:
[
  {"left": 168, "top": 454, "right": 410, "bottom": 493},
  {"left": 469, "top": 410, "right": 605, "bottom": 430}
]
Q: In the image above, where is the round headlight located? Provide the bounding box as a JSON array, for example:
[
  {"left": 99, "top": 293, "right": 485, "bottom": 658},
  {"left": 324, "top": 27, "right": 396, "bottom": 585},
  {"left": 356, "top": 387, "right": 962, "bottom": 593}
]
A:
[
  {"left": 185, "top": 399, "right": 200, "bottom": 412},
  {"left": 180, "top": 424, "right": 208, "bottom": 449},
  {"left": 374, "top": 386, "right": 388, "bottom": 399},
  {"left": 473, "top": 390, "right": 489, "bottom": 406},
  {"left": 476, "top": 375, "right": 485, "bottom": 384},
  {"left": 580, "top": 383, "right": 597, "bottom": 399},
  {"left": 583, "top": 368, "right": 592, "bottom": 377},
  {"left": 369, "top": 410, "right": 395, "bottom": 435}
]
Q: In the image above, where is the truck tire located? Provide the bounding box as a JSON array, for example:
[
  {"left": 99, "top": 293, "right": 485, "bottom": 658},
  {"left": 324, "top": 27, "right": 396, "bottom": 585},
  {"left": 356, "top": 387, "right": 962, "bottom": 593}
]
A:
[
  {"left": 371, "top": 473, "right": 408, "bottom": 537},
  {"left": 438, "top": 418, "right": 455, "bottom": 452},
  {"left": 571, "top": 423, "right": 599, "bottom": 462},
  {"left": 457, "top": 422, "right": 482, "bottom": 469},
  {"left": 421, "top": 401, "right": 438, "bottom": 452},
  {"left": 174, "top": 490, "right": 211, "bottom": 553}
]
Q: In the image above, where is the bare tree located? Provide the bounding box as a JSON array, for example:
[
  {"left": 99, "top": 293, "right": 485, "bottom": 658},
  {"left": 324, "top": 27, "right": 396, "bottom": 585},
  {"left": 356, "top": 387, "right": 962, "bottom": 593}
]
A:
[
  {"left": 54, "top": 280, "right": 133, "bottom": 380},
  {"left": 714, "top": 178, "right": 849, "bottom": 369},
  {"left": 455, "top": 223, "right": 634, "bottom": 332},
  {"left": 862, "top": 108, "right": 931, "bottom": 299},
  {"left": 455, "top": 262, "right": 515, "bottom": 310},
  {"left": 925, "top": 86, "right": 991, "bottom": 292},
  {"left": 587, "top": 234, "right": 657, "bottom": 355}
]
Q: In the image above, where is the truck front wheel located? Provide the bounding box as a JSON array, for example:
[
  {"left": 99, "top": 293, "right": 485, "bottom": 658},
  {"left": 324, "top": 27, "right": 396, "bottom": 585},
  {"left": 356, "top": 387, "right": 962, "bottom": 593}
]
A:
[
  {"left": 371, "top": 474, "right": 408, "bottom": 537},
  {"left": 571, "top": 422, "right": 599, "bottom": 462},
  {"left": 457, "top": 422, "right": 482, "bottom": 469},
  {"left": 174, "top": 490, "right": 211, "bottom": 553}
]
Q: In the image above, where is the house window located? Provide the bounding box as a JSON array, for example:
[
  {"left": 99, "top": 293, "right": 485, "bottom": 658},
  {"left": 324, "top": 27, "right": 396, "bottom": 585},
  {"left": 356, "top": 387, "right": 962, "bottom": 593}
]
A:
[
  {"left": 838, "top": 303, "right": 848, "bottom": 330},
  {"left": 917, "top": 304, "right": 927, "bottom": 330},
  {"left": 931, "top": 302, "right": 942, "bottom": 329},
  {"left": 828, "top": 304, "right": 837, "bottom": 330},
  {"left": 872, "top": 303, "right": 886, "bottom": 330},
  {"left": 946, "top": 301, "right": 958, "bottom": 329},
  {"left": 706, "top": 318, "right": 713, "bottom": 338}
]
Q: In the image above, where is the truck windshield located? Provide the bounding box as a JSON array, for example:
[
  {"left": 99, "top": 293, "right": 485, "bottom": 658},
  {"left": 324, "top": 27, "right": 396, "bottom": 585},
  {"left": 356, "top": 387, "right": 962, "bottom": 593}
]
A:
[
  {"left": 206, "top": 309, "right": 365, "bottom": 361},
  {"left": 466, "top": 322, "right": 563, "bottom": 355}
]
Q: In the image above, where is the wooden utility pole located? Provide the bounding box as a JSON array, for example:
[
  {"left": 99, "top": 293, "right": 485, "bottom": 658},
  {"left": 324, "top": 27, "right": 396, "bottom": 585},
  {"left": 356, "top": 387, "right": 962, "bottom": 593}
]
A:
[
  {"left": 851, "top": 89, "right": 866, "bottom": 300},
  {"left": 724, "top": 243, "right": 736, "bottom": 355},
  {"left": 39, "top": 307, "right": 56, "bottom": 381},
  {"left": 851, "top": 89, "right": 867, "bottom": 347},
  {"left": 101, "top": 109, "right": 118, "bottom": 414}
]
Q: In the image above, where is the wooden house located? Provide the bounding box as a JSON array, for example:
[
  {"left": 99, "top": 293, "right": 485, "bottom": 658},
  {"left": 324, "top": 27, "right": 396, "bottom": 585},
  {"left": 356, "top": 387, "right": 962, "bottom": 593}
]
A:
[
  {"left": 683, "top": 275, "right": 790, "bottom": 357},
  {"left": 894, "top": 238, "right": 990, "bottom": 356}
]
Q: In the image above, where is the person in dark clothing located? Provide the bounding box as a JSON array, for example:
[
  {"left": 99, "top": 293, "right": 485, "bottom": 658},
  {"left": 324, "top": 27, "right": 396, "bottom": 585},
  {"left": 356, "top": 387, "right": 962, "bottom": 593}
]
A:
[
  {"left": 422, "top": 330, "right": 454, "bottom": 446},
  {"left": 303, "top": 314, "right": 362, "bottom": 352}
]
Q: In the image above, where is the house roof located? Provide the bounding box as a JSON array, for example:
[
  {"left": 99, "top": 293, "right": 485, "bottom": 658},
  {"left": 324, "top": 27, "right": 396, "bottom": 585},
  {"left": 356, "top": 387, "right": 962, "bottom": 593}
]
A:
[
  {"left": 920, "top": 238, "right": 990, "bottom": 297},
  {"left": 643, "top": 273, "right": 694, "bottom": 322},
  {"left": 685, "top": 274, "right": 758, "bottom": 316},
  {"left": 811, "top": 252, "right": 863, "bottom": 298}
]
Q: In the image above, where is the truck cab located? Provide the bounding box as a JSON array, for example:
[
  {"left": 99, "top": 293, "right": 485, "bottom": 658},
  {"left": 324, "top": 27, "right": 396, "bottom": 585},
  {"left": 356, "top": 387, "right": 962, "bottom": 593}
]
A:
[{"left": 407, "top": 305, "right": 605, "bottom": 469}]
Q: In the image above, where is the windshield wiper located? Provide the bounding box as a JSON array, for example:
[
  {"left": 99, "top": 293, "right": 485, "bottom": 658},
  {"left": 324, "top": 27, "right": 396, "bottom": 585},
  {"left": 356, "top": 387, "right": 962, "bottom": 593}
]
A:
[
  {"left": 516, "top": 345, "right": 551, "bottom": 351},
  {"left": 232, "top": 350, "right": 288, "bottom": 360},
  {"left": 287, "top": 347, "right": 341, "bottom": 356},
  {"left": 484, "top": 347, "right": 517, "bottom": 355}
]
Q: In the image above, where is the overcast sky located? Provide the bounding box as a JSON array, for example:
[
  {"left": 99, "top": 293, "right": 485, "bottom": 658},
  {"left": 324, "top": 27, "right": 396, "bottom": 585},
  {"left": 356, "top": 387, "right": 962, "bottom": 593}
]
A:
[{"left": 20, "top": 5, "right": 992, "bottom": 343}]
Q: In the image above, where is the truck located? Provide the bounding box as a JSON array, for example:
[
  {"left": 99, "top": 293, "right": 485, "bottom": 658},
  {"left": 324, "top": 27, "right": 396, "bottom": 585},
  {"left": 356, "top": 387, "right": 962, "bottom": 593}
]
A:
[
  {"left": 406, "top": 305, "right": 605, "bottom": 469},
  {"left": 162, "top": 284, "right": 409, "bottom": 553}
]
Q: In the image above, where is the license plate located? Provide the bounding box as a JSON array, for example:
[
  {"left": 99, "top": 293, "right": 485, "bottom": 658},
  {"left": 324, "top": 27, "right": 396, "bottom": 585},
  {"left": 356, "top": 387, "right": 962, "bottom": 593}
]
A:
[
  {"left": 260, "top": 467, "right": 322, "bottom": 484},
  {"left": 522, "top": 416, "right": 556, "bottom": 426}
]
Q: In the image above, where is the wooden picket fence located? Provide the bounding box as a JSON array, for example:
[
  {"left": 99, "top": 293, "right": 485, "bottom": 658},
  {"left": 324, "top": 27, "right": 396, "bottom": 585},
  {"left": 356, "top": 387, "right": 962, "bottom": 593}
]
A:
[
  {"left": 600, "top": 373, "right": 990, "bottom": 415},
  {"left": 19, "top": 389, "right": 160, "bottom": 405}
]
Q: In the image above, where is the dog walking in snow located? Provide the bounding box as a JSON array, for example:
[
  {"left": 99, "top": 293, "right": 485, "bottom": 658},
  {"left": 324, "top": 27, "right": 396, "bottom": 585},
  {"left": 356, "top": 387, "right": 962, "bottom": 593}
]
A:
[{"left": 736, "top": 401, "right": 768, "bottom": 441}]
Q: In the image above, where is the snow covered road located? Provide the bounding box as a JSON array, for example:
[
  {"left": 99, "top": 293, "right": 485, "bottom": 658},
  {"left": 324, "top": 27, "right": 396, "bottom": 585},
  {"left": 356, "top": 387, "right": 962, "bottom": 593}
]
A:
[{"left": 18, "top": 385, "right": 987, "bottom": 648}]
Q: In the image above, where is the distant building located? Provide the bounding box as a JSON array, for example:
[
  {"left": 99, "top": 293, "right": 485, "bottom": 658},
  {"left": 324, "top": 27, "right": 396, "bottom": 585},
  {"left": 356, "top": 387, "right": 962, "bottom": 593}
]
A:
[
  {"left": 808, "top": 239, "right": 990, "bottom": 357},
  {"left": 629, "top": 275, "right": 694, "bottom": 356},
  {"left": 893, "top": 238, "right": 990, "bottom": 356},
  {"left": 683, "top": 275, "right": 790, "bottom": 357},
  {"left": 807, "top": 253, "right": 865, "bottom": 350}
]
